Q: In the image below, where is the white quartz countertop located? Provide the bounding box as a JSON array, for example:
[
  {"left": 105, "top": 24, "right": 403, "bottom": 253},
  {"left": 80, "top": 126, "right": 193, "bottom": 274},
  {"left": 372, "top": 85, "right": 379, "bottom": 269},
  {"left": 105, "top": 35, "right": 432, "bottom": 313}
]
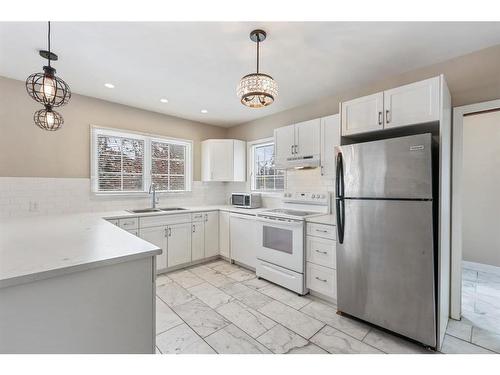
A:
[
  {"left": 305, "top": 214, "right": 336, "bottom": 226},
  {"left": 0, "top": 213, "right": 161, "bottom": 289},
  {"left": 0, "top": 205, "right": 268, "bottom": 289}
]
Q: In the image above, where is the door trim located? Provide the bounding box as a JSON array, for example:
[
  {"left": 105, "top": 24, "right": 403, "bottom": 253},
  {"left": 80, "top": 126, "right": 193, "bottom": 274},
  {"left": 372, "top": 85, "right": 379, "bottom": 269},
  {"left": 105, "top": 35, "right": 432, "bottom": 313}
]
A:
[{"left": 451, "top": 99, "right": 500, "bottom": 319}]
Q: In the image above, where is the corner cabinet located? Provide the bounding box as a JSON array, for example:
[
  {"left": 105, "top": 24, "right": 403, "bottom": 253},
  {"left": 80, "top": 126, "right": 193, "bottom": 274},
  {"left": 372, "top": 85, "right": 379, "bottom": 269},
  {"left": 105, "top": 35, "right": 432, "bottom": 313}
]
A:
[
  {"left": 341, "top": 76, "right": 441, "bottom": 136},
  {"left": 201, "top": 139, "right": 246, "bottom": 182}
]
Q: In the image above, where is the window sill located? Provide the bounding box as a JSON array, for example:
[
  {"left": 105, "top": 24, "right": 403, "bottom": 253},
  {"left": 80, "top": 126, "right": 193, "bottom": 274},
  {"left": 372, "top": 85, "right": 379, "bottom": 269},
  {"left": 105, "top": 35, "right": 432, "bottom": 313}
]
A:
[{"left": 91, "top": 190, "right": 192, "bottom": 198}]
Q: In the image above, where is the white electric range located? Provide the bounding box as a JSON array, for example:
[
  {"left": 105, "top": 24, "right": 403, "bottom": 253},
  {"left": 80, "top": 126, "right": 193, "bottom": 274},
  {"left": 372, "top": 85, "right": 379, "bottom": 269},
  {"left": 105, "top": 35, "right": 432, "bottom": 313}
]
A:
[{"left": 255, "top": 192, "right": 331, "bottom": 295}]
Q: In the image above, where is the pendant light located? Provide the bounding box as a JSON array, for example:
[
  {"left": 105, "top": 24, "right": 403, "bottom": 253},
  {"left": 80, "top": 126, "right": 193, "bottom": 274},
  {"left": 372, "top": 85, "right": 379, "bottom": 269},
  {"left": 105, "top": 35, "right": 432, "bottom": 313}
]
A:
[
  {"left": 26, "top": 21, "right": 71, "bottom": 131},
  {"left": 237, "top": 29, "right": 278, "bottom": 108}
]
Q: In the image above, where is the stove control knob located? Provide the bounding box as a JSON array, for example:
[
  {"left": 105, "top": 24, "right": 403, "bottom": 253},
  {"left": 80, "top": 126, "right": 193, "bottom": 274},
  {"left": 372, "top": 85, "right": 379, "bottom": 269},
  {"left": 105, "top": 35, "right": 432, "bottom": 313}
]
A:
[{"left": 311, "top": 194, "right": 316, "bottom": 198}]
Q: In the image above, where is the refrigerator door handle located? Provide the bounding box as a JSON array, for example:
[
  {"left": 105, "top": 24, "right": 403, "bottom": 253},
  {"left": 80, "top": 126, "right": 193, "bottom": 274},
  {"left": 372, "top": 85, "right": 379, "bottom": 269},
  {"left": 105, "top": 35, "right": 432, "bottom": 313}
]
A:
[
  {"left": 336, "top": 152, "right": 345, "bottom": 244},
  {"left": 336, "top": 197, "right": 345, "bottom": 244}
]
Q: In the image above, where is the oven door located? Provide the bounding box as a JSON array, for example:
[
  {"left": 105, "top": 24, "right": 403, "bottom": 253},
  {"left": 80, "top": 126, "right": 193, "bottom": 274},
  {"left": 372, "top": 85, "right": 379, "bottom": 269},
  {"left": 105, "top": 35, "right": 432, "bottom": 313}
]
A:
[{"left": 256, "top": 216, "right": 304, "bottom": 273}]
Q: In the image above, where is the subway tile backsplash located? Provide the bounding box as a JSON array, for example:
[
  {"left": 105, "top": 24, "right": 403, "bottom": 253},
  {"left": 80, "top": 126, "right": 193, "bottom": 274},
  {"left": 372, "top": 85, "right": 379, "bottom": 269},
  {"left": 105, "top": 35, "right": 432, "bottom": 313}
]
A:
[{"left": 0, "top": 168, "right": 334, "bottom": 218}]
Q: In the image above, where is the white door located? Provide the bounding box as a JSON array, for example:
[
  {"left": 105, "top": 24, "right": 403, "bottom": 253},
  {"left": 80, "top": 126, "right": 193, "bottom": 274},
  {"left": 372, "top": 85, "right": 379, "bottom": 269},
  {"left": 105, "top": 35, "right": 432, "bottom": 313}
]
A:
[
  {"left": 211, "top": 140, "right": 234, "bottom": 181},
  {"left": 139, "top": 226, "right": 167, "bottom": 271},
  {"left": 167, "top": 223, "right": 192, "bottom": 267},
  {"left": 230, "top": 213, "right": 257, "bottom": 268},
  {"left": 274, "top": 124, "right": 295, "bottom": 166},
  {"left": 295, "top": 118, "right": 321, "bottom": 158},
  {"left": 191, "top": 222, "right": 205, "bottom": 261},
  {"left": 384, "top": 76, "right": 440, "bottom": 129},
  {"left": 341, "top": 92, "right": 384, "bottom": 136},
  {"left": 204, "top": 211, "right": 219, "bottom": 258},
  {"left": 219, "top": 211, "right": 231, "bottom": 258},
  {"left": 320, "top": 114, "right": 340, "bottom": 179}
]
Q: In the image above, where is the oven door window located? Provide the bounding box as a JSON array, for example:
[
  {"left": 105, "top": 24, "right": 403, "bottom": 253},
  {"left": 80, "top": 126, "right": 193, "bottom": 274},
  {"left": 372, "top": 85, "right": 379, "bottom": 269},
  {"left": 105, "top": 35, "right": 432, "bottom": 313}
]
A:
[{"left": 263, "top": 225, "right": 293, "bottom": 254}]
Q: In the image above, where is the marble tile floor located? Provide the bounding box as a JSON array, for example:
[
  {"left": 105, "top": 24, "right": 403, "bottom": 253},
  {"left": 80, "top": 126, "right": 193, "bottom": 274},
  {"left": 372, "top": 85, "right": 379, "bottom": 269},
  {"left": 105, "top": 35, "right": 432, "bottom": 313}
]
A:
[
  {"left": 441, "top": 265, "right": 500, "bottom": 354},
  {"left": 155, "top": 259, "right": 498, "bottom": 354}
]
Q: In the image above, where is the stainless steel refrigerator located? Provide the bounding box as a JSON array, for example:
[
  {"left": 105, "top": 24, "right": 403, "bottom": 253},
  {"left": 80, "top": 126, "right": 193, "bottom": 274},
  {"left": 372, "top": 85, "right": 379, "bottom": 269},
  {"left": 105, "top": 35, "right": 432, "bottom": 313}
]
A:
[{"left": 335, "top": 133, "right": 437, "bottom": 348}]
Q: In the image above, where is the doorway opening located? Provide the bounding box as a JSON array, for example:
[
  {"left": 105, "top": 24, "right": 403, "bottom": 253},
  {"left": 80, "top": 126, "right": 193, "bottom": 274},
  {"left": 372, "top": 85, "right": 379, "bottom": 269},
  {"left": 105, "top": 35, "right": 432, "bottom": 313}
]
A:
[{"left": 450, "top": 101, "right": 500, "bottom": 353}]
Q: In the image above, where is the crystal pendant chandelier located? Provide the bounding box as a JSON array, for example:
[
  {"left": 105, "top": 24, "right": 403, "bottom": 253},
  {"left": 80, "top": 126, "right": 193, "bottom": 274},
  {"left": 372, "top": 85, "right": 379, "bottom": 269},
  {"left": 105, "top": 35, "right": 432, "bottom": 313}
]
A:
[
  {"left": 26, "top": 21, "right": 71, "bottom": 131},
  {"left": 237, "top": 29, "right": 278, "bottom": 108}
]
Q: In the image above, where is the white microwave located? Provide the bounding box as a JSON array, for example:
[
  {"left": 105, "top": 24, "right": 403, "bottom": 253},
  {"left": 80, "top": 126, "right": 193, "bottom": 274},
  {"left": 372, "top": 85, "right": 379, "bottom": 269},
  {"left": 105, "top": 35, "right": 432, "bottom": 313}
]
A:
[{"left": 230, "top": 193, "right": 262, "bottom": 208}]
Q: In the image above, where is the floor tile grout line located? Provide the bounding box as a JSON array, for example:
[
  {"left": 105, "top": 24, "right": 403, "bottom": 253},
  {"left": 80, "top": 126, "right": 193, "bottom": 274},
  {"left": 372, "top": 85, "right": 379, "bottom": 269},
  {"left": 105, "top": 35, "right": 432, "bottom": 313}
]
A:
[{"left": 443, "top": 333, "right": 498, "bottom": 354}]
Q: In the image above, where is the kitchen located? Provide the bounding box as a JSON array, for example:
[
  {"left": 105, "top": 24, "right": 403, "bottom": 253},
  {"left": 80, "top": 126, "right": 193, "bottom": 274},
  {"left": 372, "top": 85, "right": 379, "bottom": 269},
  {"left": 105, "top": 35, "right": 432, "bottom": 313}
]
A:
[{"left": 1, "top": 6, "right": 500, "bottom": 372}]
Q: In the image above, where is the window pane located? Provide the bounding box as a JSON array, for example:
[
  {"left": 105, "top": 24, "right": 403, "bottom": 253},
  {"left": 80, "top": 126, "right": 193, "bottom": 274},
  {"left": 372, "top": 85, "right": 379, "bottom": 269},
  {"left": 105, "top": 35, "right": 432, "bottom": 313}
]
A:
[
  {"left": 98, "top": 173, "right": 121, "bottom": 191},
  {"left": 170, "top": 160, "right": 184, "bottom": 175},
  {"left": 98, "top": 154, "right": 121, "bottom": 173},
  {"left": 152, "top": 175, "right": 169, "bottom": 191},
  {"left": 170, "top": 144, "right": 185, "bottom": 159},
  {"left": 152, "top": 159, "right": 168, "bottom": 174},
  {"left": 123, "top": 175, "right": 143, "bottom": 191},
  {"left": 275, "top": 176, "right": 285, "bottom": 190},
  {"left": 170, "top": 176, "right": 185, "bottom": 190},
  {"left": 152, "top": 142, "right": 169, "bottom": 158},
  {"left": 252, "top": 142, "right": 284, "bottom": 191},
  {"left": 98, "top": 136, "right": 121, "bottom": 156}
]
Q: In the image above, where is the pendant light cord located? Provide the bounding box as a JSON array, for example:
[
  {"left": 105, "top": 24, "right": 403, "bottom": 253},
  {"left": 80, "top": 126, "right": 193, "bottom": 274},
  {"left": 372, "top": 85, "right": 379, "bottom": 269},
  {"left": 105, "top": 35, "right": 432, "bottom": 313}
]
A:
[
  {"left": 47, "top": 21, "right": 51, "bottom": 67},
  {"left": 256, "top": 37, "right": 260, "bottom": 74}
]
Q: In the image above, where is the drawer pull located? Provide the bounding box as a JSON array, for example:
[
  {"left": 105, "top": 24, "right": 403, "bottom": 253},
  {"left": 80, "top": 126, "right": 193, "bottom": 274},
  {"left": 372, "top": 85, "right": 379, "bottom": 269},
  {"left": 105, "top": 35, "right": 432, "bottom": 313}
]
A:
[
  {"left": 315, "top": 229, "right": 328, "bottom": 233},
  {"left": 315, "top": 250, "right": 328, "bottom": 254},
  {"left": 315, "top": 276, "right": 328, "bottom": 282}
]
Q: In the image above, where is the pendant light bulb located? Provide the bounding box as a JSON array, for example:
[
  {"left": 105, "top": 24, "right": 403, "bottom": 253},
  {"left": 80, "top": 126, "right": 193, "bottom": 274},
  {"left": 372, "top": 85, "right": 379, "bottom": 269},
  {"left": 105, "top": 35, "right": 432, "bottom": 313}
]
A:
[{"left": 42, "top": 76, "right": 56, "bottom": 101}]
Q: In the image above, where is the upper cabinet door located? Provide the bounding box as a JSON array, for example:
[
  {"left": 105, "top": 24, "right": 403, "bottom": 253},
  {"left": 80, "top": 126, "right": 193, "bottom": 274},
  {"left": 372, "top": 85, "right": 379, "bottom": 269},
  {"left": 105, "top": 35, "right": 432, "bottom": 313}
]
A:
[
  {"left": 274, "top": 124, "right": 296, "bottom": 165},
  {"left": 210, "top": 140, "right": 234, "bottom": 181},
  {"left": 295, "top": 118, "right": 321, "bottom": 157},
  {"left": 341, "top": 92, "right": 384, "bottom": 136},
  {"left": 384, "top": 77, "right": 440, "bottom": 129},
  {"left": 320, "top": 114, "right": 340, "bottom": 179}
]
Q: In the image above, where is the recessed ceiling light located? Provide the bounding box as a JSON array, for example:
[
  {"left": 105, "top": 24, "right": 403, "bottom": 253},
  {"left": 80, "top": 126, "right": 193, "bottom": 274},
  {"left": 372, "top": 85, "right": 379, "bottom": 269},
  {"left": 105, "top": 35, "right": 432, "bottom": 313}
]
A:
[
  {"left": 201, "top": 109, "right": 208, "bottom": 114},
  {"left": 104, "top": 83, "right": 115, "bottom": 89},
  {"left": 160, "top": 98, "right": 169, "bottom": 103}
]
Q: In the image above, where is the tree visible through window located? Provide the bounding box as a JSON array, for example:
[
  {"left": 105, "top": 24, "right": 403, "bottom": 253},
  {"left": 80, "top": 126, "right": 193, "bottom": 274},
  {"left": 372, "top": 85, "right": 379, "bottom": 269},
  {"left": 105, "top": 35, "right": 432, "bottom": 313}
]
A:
[
  {"left": 151, "top": 141, "right": 186, "bottom": 191},
  {"left": 252, "top": 141, "right": 284, "bottom": 191}
]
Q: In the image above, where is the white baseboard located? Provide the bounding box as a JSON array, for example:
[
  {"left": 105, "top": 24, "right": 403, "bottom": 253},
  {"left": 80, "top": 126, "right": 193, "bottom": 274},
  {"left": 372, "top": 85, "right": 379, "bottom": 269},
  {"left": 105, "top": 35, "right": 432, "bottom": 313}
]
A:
[{"left": 462, "top": 260, "right": 500, "bottom": 276}]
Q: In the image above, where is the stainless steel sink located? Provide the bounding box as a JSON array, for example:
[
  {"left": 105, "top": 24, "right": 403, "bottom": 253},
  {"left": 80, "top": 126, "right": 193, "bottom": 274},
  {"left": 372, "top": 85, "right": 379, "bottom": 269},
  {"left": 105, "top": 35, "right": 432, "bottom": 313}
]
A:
[
  {"left": 127, "top": 208, "right": 162, "bottom": 214},
  {"left": 159, "top": 207, "right": 188, "bottom": 211}
]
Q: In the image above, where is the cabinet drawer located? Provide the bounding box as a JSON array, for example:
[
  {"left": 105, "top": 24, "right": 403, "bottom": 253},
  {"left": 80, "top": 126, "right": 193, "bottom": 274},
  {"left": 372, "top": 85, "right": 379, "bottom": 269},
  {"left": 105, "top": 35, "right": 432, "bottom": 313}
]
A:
[
  {"left": 140, "top": 214, "right": 191, "bottom": 228},
  {"left": 306, "top": 236, "right": 336, "bottom": 269},
  {"left": 307, "top": 223, "right": 336, "bottom": 240},
  {"left": 106, "top": 218, "right": 119, "bottom": 226},
  {"left": 118, "top": 217, "right": 138, "bottom": 230},
  {"left": 191, "top": 212, "right": 205, "bottom": 222},
  {"left": 306, "top": 262, "right": 337, "bottom": 299}
]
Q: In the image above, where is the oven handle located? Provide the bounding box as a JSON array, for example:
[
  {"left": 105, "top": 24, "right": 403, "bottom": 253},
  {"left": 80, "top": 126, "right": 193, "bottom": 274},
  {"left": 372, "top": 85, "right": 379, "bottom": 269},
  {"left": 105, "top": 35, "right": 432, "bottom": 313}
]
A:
[{"left": 256, "top": 216, "right": 304, "bottom": 227}]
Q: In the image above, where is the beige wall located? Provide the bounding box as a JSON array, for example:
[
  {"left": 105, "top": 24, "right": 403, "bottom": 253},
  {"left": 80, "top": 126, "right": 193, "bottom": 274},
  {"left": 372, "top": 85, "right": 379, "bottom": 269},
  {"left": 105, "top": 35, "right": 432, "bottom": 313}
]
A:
[
  {"left": 462, "top": 110, "right": 500, "bottom": 268},
  {"left": 0, "top": 76, "right": 226, "bottom": 180},
  {"left": 227, "top": 44, "right": 500, "bottom": 141}
]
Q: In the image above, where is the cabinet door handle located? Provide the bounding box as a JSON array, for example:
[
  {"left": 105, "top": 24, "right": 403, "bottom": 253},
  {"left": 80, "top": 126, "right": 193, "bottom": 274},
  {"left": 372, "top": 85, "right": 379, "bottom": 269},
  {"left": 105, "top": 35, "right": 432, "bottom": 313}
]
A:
[
  {"left": 378, "top": 111, "right": 382, "bottom": 125},
  {"left": 192, "top": 224, "right": 195, "bottom": 233},
  {"left": 294, "top": 144, "right": 299, "bottom": 154},
  {"left": 315, "top": 249, "right": 328, "bottom": 254},
  {"left": 164, "top": 228, "right": 168, "bottom": 238},
  {"left": 290, "top": 145, "right": 294, "bottom": 155},
  {"left": 386, "top": 109, "right": 391, "bottom": 124},
  {"left": 315, "top": 276, "right": 328, "bottom": 282},
  {"left": 168, "top": 227, "right": 172, "bottom": 237}
]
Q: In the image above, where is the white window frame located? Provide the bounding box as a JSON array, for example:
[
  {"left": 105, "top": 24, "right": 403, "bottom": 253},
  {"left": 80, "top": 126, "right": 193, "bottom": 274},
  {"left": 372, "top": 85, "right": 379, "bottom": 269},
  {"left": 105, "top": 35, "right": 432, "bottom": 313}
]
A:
[
  {"left": 90, "top": 125, "right": 193, "bottom": 195},
  {"left": 248, "top": 137, "right": 285, "bottom": 193}
]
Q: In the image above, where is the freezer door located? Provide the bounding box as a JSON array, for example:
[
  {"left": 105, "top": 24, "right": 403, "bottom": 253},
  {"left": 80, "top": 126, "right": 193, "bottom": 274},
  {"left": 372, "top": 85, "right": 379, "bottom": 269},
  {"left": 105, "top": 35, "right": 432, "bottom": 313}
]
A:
[
  {"left": 338, "top": 133, "right": 433, "bottom": 199},
  {"left": 337, "top": 199, "right": 436, "bottom": 347}
]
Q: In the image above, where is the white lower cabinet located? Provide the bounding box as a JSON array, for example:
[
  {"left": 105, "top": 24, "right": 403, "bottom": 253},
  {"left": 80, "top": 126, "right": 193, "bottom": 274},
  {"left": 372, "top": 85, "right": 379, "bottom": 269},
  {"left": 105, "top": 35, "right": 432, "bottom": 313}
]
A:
[
  {"left": 306, "top": 262, "right": 337, "bottom": 300},
  {"left": 306, "top": 222, "right": 337, "bottom": 300},
  {"left": 219, "top": 211, "right": 231, "bottom": 259},
  {"left": 139, "top": 226, "right": 168, "bottom": 271},
  {"left": 191, "top": 222, "right": 205, "bottom": 261},
  {"left": 167, "top": 223, "right": 192, "bottom": 267},
  {"left": 230, "top": 213, "right": 257, "bottom": 269},
  {"left": 204, "top": 211, "right": 219, "bottom": 258}
]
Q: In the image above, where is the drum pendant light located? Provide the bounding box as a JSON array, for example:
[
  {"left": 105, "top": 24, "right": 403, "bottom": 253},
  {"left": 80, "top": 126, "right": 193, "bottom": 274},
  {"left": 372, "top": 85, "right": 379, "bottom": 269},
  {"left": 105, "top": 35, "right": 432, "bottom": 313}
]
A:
[{"left": 237, "top": 29, "right": 278, "bottom": 108}]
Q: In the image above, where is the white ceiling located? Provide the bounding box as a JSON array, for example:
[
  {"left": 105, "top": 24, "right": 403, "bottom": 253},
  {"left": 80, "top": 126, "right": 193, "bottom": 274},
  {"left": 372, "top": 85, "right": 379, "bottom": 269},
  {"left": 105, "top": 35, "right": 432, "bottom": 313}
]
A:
[{"left": 1, "top": 22, "right": 500, "bottom": 127}]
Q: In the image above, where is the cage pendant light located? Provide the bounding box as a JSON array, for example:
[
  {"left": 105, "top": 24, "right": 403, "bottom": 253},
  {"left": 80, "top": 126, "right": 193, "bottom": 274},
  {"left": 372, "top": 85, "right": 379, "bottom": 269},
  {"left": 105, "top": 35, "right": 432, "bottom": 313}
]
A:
[
  {"left": 237, "top": 30, "right": 278, "bottom": 108},
  {"left": 26, "top": 21, "right": 71, "bottom": 131}
]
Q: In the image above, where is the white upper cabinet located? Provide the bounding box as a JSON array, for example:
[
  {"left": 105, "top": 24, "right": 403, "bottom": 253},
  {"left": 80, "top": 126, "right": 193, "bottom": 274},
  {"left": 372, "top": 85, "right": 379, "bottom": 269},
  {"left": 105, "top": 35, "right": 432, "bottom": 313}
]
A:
[
  {"left": 320, "top": 114, "right": 340, "bottom": 179},
  {"left": 274, "top": 119, "right": 321, "bottom": 168},
  {"left": 167, "top": 222, "right": 192, "bottom": 267},
  {"left": 383, "top": 76, "right": 440, "bottom": 129},
  {"left": 274, "top": 124, "right": 296, "bottom": 165},
  {"left": 341, "top": 92, "right": 384, "bottom": 136},
  {"left": 201, "top": 139, "right": 246, "bottom": 182},
  {"left": 341, "top": 76, "right": 442, "bottom": 136},
  {"left": 295, "top": 119, "right": 321, "bottom": 158},
  {"left": 204, "top": 211, "right": 219, "bottom": 258}
]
